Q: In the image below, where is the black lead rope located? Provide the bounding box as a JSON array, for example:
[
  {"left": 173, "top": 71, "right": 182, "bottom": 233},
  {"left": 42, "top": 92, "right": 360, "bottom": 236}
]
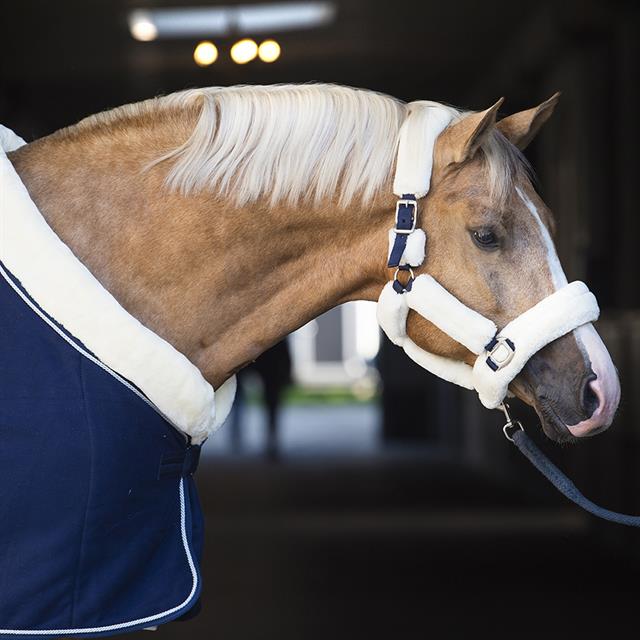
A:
[{"left": 500, "top": 404, "right": 640, "bottom": 528}]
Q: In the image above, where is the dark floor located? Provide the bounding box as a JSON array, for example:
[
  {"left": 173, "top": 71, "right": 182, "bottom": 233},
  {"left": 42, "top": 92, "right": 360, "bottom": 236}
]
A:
[{"left": 119, "top": 442, "right": 640, "bottom": 640}]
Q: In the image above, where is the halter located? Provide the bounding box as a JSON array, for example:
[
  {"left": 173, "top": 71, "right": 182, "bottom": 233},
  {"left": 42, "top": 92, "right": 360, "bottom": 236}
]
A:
[
  {"left": 377, "top": 104, "right": 640, "bottom": 530},
  {"left": 376, "top": 103, "right": 600, "bottom": 409}
]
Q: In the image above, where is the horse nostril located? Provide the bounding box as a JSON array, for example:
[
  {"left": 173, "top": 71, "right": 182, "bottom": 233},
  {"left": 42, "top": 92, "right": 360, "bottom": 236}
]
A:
[{"left": 582, "top": 375, "right": 600, "bottom": 417}]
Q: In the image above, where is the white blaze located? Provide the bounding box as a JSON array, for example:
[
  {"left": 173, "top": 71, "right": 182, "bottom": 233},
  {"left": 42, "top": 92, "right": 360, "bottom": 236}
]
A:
[
  {"left": 516, "top": 187, "right": 620, "bottom": 433},
  {"left": 516, "top": 187, "right": 567, "bottom": 291}
]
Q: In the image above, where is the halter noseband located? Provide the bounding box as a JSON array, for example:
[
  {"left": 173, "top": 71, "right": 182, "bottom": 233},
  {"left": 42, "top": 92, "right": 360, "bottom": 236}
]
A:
[{"left": 376, "top": 102, "right": 599, "bottom": 410}]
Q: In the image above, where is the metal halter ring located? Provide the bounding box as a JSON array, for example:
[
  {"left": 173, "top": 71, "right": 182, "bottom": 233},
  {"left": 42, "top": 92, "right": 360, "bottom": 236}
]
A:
[
  {"left": 392, "top": 267, "right": 415, "bottom": 293},
  {"left": 393, "top": 267, "right": 415, "bottom": 281}
]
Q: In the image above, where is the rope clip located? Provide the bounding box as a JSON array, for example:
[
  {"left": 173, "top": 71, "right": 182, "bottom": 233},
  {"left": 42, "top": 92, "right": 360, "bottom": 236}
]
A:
[{"left": 499, "top": 402, "right": 524, "bottom": 442}]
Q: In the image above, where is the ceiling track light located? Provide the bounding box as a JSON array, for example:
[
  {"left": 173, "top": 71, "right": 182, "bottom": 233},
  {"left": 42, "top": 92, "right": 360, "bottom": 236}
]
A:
[
  {"left": 128, "top": 3, "right": 335, "bottom": 40},
  {"left": 193, "top": 41, "right": 219, "bottom": 66},
  {"left": 230, "top": 38, "right": 259, "bottom": 64},
  {"left": 190, "top": 38, "right": 282, "bottom": 67},
  {"left": 258, "top": 39, "right": 281, "bottom": 63}
]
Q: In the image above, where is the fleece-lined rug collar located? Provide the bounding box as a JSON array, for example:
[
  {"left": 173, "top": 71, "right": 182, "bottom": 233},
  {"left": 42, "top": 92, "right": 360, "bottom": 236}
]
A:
[{"left": 0, "top": 124, "right": 235, "bottom": 444}]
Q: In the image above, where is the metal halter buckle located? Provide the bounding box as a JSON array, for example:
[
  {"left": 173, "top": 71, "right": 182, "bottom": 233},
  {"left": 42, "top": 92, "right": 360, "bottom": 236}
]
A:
[
  {"left": 500, "top": 403, "right": 524, "bottom": 442},
  {"left": 486, "top": 336, "right": 516, "bottom": 371},
  {"left": 394, "top": 199, "right": 417, "bottom": 234}
]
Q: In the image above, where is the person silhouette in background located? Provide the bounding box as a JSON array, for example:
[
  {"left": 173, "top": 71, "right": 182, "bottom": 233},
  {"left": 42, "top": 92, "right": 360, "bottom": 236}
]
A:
[
  {"left": 228, "top": 339, "right": 292, "bottom": 458},
  {"left": 376, "top": 335, "right": 450, "bottom": 443}
]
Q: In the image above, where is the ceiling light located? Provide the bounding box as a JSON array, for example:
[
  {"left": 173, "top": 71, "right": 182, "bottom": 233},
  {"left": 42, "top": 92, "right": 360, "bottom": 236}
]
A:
[
  {"left": 230, "top": 38, "right": 258, "bottom": 64},
  {"left": 129, "top": 11, "right": 159, "bottom": 41},
  {"left": 127, "top": 3, "right": 335, "bottom": 39},
  {"left": 193, "top": 41, "right": 218, "bottom": 66},
  {"left": 258, "top": 39, "right": 281, "bottom": 63},
  {"left": 238, "top": 3, "right": 333, "bottom": 33}
]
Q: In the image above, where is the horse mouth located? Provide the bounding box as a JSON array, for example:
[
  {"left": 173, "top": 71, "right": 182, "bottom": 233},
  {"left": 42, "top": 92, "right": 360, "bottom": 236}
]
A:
[
  {"left": 532, "top": 398, "right": 577, "bottom": 444},
  {"left": 509, "top": 377, "right": 577, "bottom": 444}
]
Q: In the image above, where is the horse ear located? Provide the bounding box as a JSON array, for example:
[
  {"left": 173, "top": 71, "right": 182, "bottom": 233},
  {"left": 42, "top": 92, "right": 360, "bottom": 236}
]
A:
[
  {"left": 437, "top": 98, "right": 504, "bottom": 167},
  {"left": 497, "top": 92, "right": 560, "bottom": 150}
]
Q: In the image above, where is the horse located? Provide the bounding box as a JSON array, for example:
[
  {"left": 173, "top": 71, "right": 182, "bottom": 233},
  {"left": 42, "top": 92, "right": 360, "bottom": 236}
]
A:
[
  {"left": 0, "top": 83, "right": 621, "bottom": 634},
  {"left": 8, "top": 83, "right": 619, "bottom": 440}
]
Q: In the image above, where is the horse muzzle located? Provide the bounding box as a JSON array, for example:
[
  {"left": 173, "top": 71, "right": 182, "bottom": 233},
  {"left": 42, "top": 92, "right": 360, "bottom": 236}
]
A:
[{"left": 513, "top": 323, "right": 620, "bottom": 442}]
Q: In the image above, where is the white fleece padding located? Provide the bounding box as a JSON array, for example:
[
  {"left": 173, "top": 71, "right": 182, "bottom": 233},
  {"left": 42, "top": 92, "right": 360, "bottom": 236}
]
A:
[
  {"left": 387, "top": 228, "right": 426, "bottom": 267},
  {"left": 377, "top": 280, "right": 475, "bottom": 388},
  {"left": 403, "top": 338, "right": 475, "bottom": 389},
  {"left": 376, "top": 281, "right": 410, "bottom": 345},
  {"left": 0, "top": 124, "right": 235, "bottom": 444},
  {"left": 393, "top": 102, "right": 456, "bottom": 198},
  {"left": 377, "top": 275, "right": 599, "bottom": 408},
  {"left": 472, "top": 281, "right": 599, "bottom": 409},
  {"left": 405, "top": 275, "right": 497, "bottom": 355},
  {"left": 211, "top": 375, "right": 237, "bottom": 430},
  {"left": 0, "top": 125, "right": 25, "bottom": 152}
]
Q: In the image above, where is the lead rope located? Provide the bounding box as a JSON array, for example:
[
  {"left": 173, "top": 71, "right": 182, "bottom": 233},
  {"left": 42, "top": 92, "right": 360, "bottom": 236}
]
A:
[{"left": 499, "top": 403, "right": 640, "bottom": 527}]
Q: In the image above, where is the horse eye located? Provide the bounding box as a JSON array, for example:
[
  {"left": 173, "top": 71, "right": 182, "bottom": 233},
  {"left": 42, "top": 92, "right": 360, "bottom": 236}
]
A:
[{"left": 472, "top": 229, "right": 499, "bottom": 250}]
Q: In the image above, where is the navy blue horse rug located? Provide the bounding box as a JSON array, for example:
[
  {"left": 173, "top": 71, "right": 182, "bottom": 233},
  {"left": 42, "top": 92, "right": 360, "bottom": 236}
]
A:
[{"left": 0, "top": 126, "right": 236, "bottom": 636}]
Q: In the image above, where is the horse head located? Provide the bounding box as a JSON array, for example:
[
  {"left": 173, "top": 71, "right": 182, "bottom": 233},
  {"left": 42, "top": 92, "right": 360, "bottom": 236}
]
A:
[{"left": 401, "top": 95, "right": 620, "bottom": 442}]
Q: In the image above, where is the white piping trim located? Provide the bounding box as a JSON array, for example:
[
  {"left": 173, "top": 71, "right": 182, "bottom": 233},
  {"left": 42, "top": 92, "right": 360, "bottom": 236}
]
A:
[
  {"left": 0, "top": 480, "right": 199, "bottom": 635},
  {"left": 0, "top": 124, "right": 235, "bottom": 444}
]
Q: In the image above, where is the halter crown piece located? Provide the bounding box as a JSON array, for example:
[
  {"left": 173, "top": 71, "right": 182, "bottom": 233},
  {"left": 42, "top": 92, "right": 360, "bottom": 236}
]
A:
[{"left": 376, "top": 103, "right": 600, "bottom": 409}]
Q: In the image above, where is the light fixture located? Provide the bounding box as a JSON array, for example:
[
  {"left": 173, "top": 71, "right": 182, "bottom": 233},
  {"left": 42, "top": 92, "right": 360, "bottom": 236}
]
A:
[
  {"left": 128, "top": 10, "right": 159, "bottom": 41},
  {"left": 258, "top": 39, "right": 281, "bottom": 63},
  {"left": 230, "top": 38, "right": 258, "bottom": 64},
  {"left": 193, "top": 41, "right": 218, "bottom": 66},
  {"left": 127, "top": 3, "right": 335, "bottom": 39}
]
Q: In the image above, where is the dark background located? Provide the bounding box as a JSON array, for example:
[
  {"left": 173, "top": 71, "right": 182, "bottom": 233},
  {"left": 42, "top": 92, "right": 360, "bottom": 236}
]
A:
[{"left": 2, "top": 0, "right": 640, "bottom": 637}]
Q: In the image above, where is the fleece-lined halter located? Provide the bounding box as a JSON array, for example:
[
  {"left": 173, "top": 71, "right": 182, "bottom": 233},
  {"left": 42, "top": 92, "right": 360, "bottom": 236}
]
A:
[{"left": 376, "top": 103, "right": 600, "bottom": 409}]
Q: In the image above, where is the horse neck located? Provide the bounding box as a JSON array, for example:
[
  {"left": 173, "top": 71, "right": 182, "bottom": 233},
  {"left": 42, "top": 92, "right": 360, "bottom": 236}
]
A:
[{"left": 8, "top": 122, "right": 393, "bottom": 387}]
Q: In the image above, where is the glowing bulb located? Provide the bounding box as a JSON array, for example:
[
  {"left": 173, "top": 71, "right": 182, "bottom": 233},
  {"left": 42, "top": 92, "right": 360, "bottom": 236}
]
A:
[
  {"left": 230, "top": 38, "right": 258, "bottom": 64},
  {"left": 258, "top": 39, "right": 281, "bottom": 63},
  {"left": 129, "top": 12, "right": 158, "bottom": 42},
  {"left": 193, "top": 41, "right": 218, "bottom": 66}
]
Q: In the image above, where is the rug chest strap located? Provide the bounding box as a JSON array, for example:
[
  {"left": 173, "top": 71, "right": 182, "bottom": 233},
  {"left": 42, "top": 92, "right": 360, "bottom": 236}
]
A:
[{"left": 158, "top": 444, "right": 202, "bottom": 479}]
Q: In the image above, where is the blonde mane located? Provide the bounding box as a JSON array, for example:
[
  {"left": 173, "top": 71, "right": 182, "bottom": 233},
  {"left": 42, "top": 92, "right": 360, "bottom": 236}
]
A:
[{"left": 72, "top": 84, "right": 529, "bottom": 208}]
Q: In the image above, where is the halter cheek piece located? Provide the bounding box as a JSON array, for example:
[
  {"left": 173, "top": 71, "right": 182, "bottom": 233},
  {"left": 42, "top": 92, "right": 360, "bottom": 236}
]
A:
[{"left": 376, "top": 103, "right": 600, "bottom": 410}]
